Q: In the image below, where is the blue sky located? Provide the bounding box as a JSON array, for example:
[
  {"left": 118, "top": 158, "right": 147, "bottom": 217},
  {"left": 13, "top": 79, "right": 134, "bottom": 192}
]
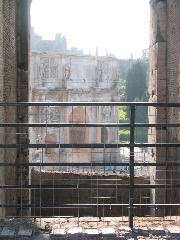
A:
[{"left": 31, "top": 0, "right": 150, "bottom": 58}]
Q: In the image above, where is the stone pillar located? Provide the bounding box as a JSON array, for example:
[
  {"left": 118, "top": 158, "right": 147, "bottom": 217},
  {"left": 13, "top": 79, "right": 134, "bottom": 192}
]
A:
[
  {"left": 149, "top": 0, "right": 168, "bottom": 215},
  {"left": 166, "top": 0, "right": 180, "bottom": 214},
  {"left": 0, "top": 0, "right": 5, "bottom": 217},
  {"left": 15, "top": 0, "right": 31, "bottom": 217},
  {"left": 0, "top": 0, "right": 30, "bottom": 217},
  {"left": 3, "top": 0, "right": 19, "bottom": 217}
]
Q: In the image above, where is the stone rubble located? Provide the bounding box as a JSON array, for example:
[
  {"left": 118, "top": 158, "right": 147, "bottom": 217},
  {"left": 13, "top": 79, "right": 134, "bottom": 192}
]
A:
[{"left": 0, "top": 217, "right": 179, "bottom": 239}]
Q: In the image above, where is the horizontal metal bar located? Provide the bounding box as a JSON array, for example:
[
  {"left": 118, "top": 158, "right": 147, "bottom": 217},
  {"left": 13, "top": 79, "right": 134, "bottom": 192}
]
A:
[
  {"left": 0, "top": 216, "right": 127, "bottom": 219},
  {"left": 1, "top": 184, "right": 180, "bottom": 189},
  {"left": 0, "top": 203, "right": 180, "bottom": 208},
  {"left": 0, "top": 184, "right": 128, "bottom": 189},
  {"left": 0, "top": 102, "right": 180, "bottom": 107},
  {"left": 0, "top": 123, "right": 180, "bottom": 128},
  {"left": 135, "top": 143, "right": 177, "bottom": 147},
  {"left": 0, "top": 204, "right": 128, "bottom": 208},
  {"left": 3, "top": 215, "right": 179, "bottom": 219},
  {"left": 0, "top": 123, "right": 129, "bottom": 128},
  {"left": 1, "top": 161, "right": 180, "bottom": 167},
  {"left": 0, "top": 143, "right": 180, "bottom": 148},
  {"left": 3, "top": 216, "right": 80, "bottom": 219},
  {"left": 0, "top": 143, "right": 128, "bottom": 148}
]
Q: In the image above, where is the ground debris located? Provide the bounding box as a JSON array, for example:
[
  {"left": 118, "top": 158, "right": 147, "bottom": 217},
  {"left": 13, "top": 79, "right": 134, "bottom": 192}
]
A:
[{"left": 0, "top": 217, "right": 179, "bottom": 239}]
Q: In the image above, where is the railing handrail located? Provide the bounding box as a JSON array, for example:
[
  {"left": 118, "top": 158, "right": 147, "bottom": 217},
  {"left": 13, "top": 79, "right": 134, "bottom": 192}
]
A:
[
  {"left": 0, "top": 101, "right": 179, "bottom": 107},
  {"left": 0, "top": 101, "right": 179, "bottom": 228}
]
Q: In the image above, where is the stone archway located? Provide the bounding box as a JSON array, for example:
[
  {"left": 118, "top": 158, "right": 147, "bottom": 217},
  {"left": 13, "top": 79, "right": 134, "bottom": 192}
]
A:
[{"left": 68, "top": 107, "right": 89, "bottom": 163}]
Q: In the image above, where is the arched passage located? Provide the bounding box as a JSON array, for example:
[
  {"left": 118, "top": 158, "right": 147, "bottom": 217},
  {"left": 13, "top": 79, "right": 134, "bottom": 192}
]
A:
[
  {"left": 69, "top": 107, "right": 89, "bottom": 144},
  {"left": 68, "top": 107, "right": 89, "bottom": 162}
]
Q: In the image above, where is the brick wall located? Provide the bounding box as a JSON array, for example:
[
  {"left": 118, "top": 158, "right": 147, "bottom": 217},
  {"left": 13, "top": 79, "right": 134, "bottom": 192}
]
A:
[
  {"left": 31, "top": 170, "right": 150, "bottom": 217},
  {"left": 166, "top": 0, "right": 180, "bottom": 208},
  {"left": 3, "top": 0, "right": 18, "bottom": 216},
  {"left": 149, "top": 0, "right": 180, "bottom": 214},
  {"left": 0, "top": 0, "right": 17, "bottom": 217},
  {"left": 0, "top": 0, "right": 5, "bottom": 217},
  {"left": 0, "top": 0, "right": 30, "bottom": 217}
]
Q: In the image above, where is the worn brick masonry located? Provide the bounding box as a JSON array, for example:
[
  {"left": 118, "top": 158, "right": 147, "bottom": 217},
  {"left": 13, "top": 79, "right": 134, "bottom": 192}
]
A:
[
  {"left": 0, "top": 0, "right": 30, "bottom": 217},
  {"left": 149, "top": 0, "right": 180, "bottom": 214}
]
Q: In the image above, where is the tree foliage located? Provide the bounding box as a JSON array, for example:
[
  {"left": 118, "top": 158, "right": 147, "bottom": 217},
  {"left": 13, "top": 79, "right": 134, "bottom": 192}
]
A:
[
  {"left": 126, "top": 60, "right": 147, "bottom": 101},
  {"left": 119, "top": 79, "right": 127, "bottom": 101},
  {"left": 119, "top": 59, "right": 149, "bottom": 142}
]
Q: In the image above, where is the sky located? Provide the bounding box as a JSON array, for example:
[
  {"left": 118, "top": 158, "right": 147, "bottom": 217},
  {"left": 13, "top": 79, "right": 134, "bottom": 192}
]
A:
[{"left": 31, "top": 0, "right": 150, "bottom": 59}]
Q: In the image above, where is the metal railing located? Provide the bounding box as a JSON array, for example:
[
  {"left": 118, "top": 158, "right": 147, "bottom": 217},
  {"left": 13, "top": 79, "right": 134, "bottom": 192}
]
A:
[{"left": 0, "top": 102, "right": 180, "bottom": 228}]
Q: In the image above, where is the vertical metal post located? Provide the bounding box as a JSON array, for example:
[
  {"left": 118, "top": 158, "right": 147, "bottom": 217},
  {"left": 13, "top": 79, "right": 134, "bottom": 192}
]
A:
[
  {"left": 129, "top": 105, "right": 135, "bottom": 228},
  {"left": 16, "top": 0, "right": 30, "bottom": 217}
]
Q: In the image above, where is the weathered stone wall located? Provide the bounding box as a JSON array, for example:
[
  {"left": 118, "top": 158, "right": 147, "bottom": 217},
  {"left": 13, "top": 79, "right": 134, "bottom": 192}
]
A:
[
  {"left": 0, "top": 0, "right": 18, "bottom": 217},
  {"left": 0, "top": 0, "right": 5, "bottom": 217},
  {"left": 0, "top": 0, "right": 30, "bottom": 217},
  {"left": 149, "top": 0, "right": 180, "bottom": 214},
  {"left": 3, "top": 0, "right": 18, "bottom": 217},
  {"left": 30, "top": 53, "right": 120, "bottom": 169},
  {"left": 31, "top": 170, "right": 150, "bottom": 217},
  {"left": 166, "top": 0, "right": 180, "bottom": 208},
  {"left": 31, "top": 53, "right": 120, "bottom": 92}
]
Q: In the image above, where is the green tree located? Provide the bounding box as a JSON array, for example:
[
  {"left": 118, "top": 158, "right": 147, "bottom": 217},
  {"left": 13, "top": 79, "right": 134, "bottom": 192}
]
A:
[
  {"left": 126, "top": 60, "right": 147, "bottom": 101},
  {"left": 123, "top": 59, "right": 148, "bottom": 142},
  {"left": 119, "top": 78, "right": 127, "bottom": 101}
]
